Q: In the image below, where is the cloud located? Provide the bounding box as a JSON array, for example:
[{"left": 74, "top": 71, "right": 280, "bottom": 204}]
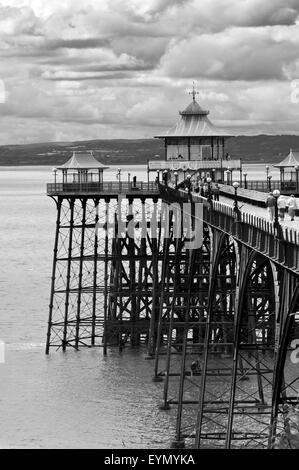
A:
[
  {"left": 0, "top": 5, "right": 40, "bottom": 35},
  {"left": 160, "top": 25, "right": 299, "bottom": 81},
  {"left": 172, "top": 0, "right": 299, "bottom": 31},
  {"left": 0, "top": 0, "right": 299, "bottom": 144},
  {"left": 46, "top": 38, "right": 111, "bottom": 50}
]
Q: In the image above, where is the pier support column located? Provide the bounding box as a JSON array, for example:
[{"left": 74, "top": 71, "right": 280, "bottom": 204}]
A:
[
  {"left": 46, "top": 197, "right": 62, "bottom": 354},
  {"left": 225, "top": 252, "right": 278, "bottom": 449},
  {"left": 46, "top": 197, "right": 115, "bottom": 352}
]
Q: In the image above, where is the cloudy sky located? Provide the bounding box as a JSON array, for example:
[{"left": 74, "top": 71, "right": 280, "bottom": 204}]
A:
[{"left": 0, "top": 0, "right": 299, "bottom": 144}]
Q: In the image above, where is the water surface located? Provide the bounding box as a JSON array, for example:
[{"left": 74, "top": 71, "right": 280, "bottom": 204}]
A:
[{"left": 0, "top": 163, "right": 278, "bottom": 448}]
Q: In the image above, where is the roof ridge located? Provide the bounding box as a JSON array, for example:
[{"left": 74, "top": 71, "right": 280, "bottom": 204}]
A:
[
  {"left": 57, "top": 150, "right": 109, "bottom": 169},
  {"left": 179, "top": 99, "right": 209, "bottom": 116}
]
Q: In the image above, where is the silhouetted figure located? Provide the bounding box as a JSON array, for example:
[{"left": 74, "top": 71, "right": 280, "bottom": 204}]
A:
[
  {"left": 133, "top": 176, "right": 137, "bottom": 188},
  {"left": 277, "top": 195, "right": 286, "bottom": 221},
  {"left": 287, "top": 194, "right": 297, "bottom": 221},
  {"left": 265, "top": 192, "right": 275, "bottom": 221},
  {"left": 213, "top": 183, "right": 220, "bottom": 201},
  {"left": 202, "top": 183, "right": 209, "bottom": 197}
]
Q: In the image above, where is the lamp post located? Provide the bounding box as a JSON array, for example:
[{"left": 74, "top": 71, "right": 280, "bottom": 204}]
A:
[
  {"left": 186, "top": 173, "right": 192, "bottom": 193},
  {"left": 117, "top": 168, "right": 121, "bottom": 190},
  {"left": 295, "top": 165, "right": 299, "bottom": 193},
  {"left": 163, "top": 169, "right": 168, "bottom": 185},
  {"left": 268, "top": 175, "right": 272, "bottom": 192},
  {"left": 52, "top": 167, "right": 57, "bottom": 186},
  {"left": 273, "top": 189, "right": 280, "bottom": 232},
  {"left": 232, "top": 181, "right": 240, "bottom": 215},
  {"left": 174, "top": 171, "right": 178, "bottom": 188},
  {"left": 243, "top": 172, "right": 247, "bottom": 189},
  {"left": 226, "top": 169, "right": 231, "bottom": 185},
  {"left": 266, "top": 165, "right": 271, "bottom": 191},
  {"left": 206, "top": 176, "right": 212, "bottom": 204}
]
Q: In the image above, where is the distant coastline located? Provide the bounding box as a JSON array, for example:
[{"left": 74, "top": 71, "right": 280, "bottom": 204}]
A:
[{"left": 0, "top": 135, "right": 298, "bottom": 166}]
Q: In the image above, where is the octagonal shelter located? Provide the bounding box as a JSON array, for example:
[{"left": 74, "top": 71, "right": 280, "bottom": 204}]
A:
[
  {"left": 274, "top": 148, "right": 299, "bottom": 194},
  {"left": 148, "top": 89, "right": 241, "bottom": 183},
  {"left": 57, "top": 150, "right": 109, "bottom": 184}
]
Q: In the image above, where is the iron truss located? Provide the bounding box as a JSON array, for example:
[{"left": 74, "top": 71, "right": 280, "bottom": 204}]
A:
[{"left": 46, "top": 188, "right": 299, "bottom": 449}]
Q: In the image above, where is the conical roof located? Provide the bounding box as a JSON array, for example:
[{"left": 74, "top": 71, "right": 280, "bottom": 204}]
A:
[
  {"left": 179, "top": 100, "right": 209, "bottom": 116},
  {"left": 274, "top": 149, "right": 299, "bottom": 168},
  {"left": 155, "top": 99, "right": 235, "bottom": 138},
  {"left": 58, "top": 151, "right": 109, "bottom": 170}
]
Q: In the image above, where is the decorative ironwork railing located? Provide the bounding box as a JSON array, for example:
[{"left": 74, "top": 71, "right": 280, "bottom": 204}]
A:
[
  {"left": 242, "top": 180, "right": 280, "bottom": 192},
  {"left": 148, "top": 159, "right": 242, "bottom": 171},
  {"left": 159, "top": 184, "right": 299, "bottom": 274},
  {"left": 47, "top": 179, "right": 299, "bottom": 272},
  {"left": 47, "top": 181, "right": 159, "bottom": 195}
]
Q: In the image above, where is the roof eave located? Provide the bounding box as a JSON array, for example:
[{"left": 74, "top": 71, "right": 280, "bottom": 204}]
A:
[
  {"left": 154, "top": 133, "right": 234, "bottom": 138},
  {"left": 57, "top": 166, "right": 109, "bottom": 170}
]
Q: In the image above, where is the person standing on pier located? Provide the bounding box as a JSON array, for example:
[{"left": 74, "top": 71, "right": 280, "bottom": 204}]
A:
[
  {"left": 199, "top": 182, "right": 204, "bottom": 196},
  {"left": 287, "top": 194, "right": 297, "bottom": 221},
  {"left": 266, "top": 192, "right": 276, "bottom": 222},
  {"left": 213, "top": 183, "right": 220, "bottom": 201},
  {"left": 203, "top": 182, "right": 209, "bottom": 198},
  {"left": 277, "top": 194, "right": 287, "bottom": 221},
  {"left": 266, "top": 192, "right": 275, "bottom": 221}
]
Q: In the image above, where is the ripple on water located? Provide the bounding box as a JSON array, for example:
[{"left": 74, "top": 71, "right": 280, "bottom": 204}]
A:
[{"left": 0, "top": 348, "right": 176, "bottom": 448}]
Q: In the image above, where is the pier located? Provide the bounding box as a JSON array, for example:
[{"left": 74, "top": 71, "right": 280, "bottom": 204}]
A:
[
  {"left": 45, "top": 171, "right": 299, "bottom": 449},
  {"left": 45, "top": 93, "right": 299, "bottom": 449}
]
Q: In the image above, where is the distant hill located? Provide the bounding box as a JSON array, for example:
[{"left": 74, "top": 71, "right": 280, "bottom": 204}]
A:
[
  {"left": 225, "top": 135, "right": 299, "bottom": 163},
  {"left": 0, "top": 135, "right": 298, "bottom": 166},
  {"left": 0, "top": 139, "right": 164, "bottom": 166}
]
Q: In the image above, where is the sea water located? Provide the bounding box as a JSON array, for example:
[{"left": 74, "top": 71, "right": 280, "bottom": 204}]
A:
[{"left": 0, "top": 163, "right": 277, "bottom": 448}]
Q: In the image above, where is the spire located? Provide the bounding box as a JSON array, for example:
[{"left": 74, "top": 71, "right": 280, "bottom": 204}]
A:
[
  {"left": 180, "top": 83, "right": 209, "bottom": 116},
  {"left": 189, "top": 81, "right": 199, "bottom": 102}
]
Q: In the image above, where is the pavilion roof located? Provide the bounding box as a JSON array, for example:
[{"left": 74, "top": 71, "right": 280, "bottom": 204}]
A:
[
  {"left": 58, "top": 151, "right": 109, "bottom": 170},
  {"left": 155, "top": 99, "right": 236, "bottom": 138},
  {"left": 274, "top": 149, "right": 299, "bottom": 168}
]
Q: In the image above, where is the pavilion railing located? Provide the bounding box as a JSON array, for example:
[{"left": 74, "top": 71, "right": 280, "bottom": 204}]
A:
[
  {"left": 148, "top": 159, "right": 242, "bottom": 171},
  {"left": 47, "top": 181, "right": 159, "bottom": 195}
]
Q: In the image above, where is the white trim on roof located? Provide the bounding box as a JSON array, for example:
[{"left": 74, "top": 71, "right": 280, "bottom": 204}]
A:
[{"left": 58, "top": 151, "right": 109, "bottom": 170}]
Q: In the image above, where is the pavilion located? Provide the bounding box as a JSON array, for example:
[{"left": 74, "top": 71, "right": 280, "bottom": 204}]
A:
[
  {"left": 274, "top": 148, "right": 299, "bottom": 194},
  {"left": 148, "top": 87, "right": 241, "bottom": 184},
  {"left": 55, "top": 151, "right": 109, "bottom": 184}
]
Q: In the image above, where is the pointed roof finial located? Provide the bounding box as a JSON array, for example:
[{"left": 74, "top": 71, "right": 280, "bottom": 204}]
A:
[{"left": 189, "top": 81, "right": 199, "bottom": 102}]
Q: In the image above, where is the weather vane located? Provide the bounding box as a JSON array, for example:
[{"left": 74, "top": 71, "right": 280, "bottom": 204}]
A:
[{"left": 189, "top": 81, "right": 199, "bottom": 101}]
